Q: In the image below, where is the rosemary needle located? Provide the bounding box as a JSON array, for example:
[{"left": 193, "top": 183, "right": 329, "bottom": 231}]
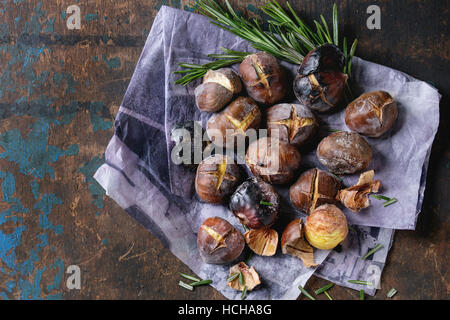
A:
[
  {"left": 189, "top": 279, "right": 212, "bottom": 287},
  {"left": 239, "top": 272, "right": 245, "bottom": 286},
  {"left": 348, "top": 280, "right": 373, "bottom": 286},
  {"left": 179, "top": 280, "right": 194, "bottom": 291},
  {"left": 179, "top": 272, "right": 201, "bottom": 282},
  {"left": 383, "top": 198, "right": 398, "bottom": 207},
  {"left": 324, "top": 291, "right": 333, "bottom": 300},
  {"left": 298, "top": 285, "right": 316, "bottom": 300},
  {"left": 315, "top": 283, "right": 334, "bottom": 295},
  {"left": 361, "top": 244, "right": 383, "bottom": 260},
  {"left": 360, "top": 290, "right": 364, "bottom": 300},
  {"left": 226, "top": 273, "right": 239, "bottom": 283},
  {"left": 371, "top": 194, "right": 391, "bottom": 201},
  {"left": 241, "top": 285, "right": 248, "bottom": 300},
  {"left": 387, "top": 288, "right": 398, "bottom": 298},
  {"left": 260, "top": 200, "right": 273, "bottom": 206}
]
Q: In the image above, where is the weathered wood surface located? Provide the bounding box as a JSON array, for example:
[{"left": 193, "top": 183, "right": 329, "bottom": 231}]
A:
[{"left": 0, "top": 0, "right": 448, "bottom": 300}]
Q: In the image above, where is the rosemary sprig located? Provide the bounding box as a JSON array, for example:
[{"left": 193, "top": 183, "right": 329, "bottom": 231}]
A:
[
  {"left": 298, "top": 285, "right": 316, "bottom": 300},
  {"left": 361, "top": 244, "right": 383, "bottom": 260}
]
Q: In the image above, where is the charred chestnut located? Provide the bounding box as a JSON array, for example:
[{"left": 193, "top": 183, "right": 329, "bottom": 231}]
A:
[
  {"left": 246, "top": 137, "right": 302, "bottom": 185},
  {"left": 293, "top": 71, "right": 347, "bottom": 112},
  {"left": 304, "top": 204, "right": 348, "bottom": 250},
  {"left": 289, "top": 168, "right": 342, "bottom": 214},
  {"left": 238, "top": 52, "right": 287, "bottom": 105},
  {"left": 281, "top": 219, "right": 316, "bottom": 267},
  {"left": 317, "top": 131, "right": 372, "bottom": 174},
  {"left": 171, "top": 120, "right": 213, "bottom": 169},
  {"left": 206, "top": 97, "right": 261, "bottom": 149},
  {"left": 195, "top": 154, "right": 242, "bottom": 203},
  {"left": 266, "top": 103, "right": 319, "bottom": 147},
  {"left": 195, "top": 68, "right": 242, "bottom": 112},
  {"left": 298, "top": 44, "right": 345, "bottom": 75},
  {"left": 197, "top": 217, "right": 245, "bottom": 264},
  {"left": 229, "top": 177, "right": 280, "bottom": 229},
  {"left": 345, "top": 90, "right": 398, "bottom": 137}
]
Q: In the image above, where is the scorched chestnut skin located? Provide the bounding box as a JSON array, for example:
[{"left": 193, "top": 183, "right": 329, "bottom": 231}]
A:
[{"left": 229, "top": 177, "right": 280, "bottom": 229}]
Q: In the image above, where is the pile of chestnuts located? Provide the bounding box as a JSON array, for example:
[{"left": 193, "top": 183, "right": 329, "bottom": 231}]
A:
[{"left": 182, "top": 44, "right": 399, "bottom": 285}]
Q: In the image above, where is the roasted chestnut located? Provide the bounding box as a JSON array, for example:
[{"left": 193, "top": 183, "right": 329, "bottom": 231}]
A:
[
  {"left": 317, "top": 131, "right": 372, "bottom": 174},
  {"left": 197, "top": 216, "right": 245, "bottom": 264},
  {"left": 289, "top": 168, "right": 342, "bottom": 214},
  {"left": 246, "top": 137, "right": 302, "bottom": 185},
  {"left": 171, "top": 120, "right": 213, "bottom": 169},
  {"left": 195, "top": 154, "right": 242, "bottom": 203},
  {"left": 238, "top": 52, "right": 286, "bottom": 105},
  {"left": 345, "top": 90, "right": 398, "bottom": 137},
  {"left": 298, "top": 44, "right": 345, "bottom": 75},
  {"left": 206, "top": 96, "right": 261, "bottom": 149},
  {"left": 244, "top": 227, "right": 278, "bottom": 256},
  {"left": 293, "top": 71, "right": 347, "bottom": 112},
  {"left": 304, "top": 204, "right": 348, "bottom": 250},
  {"left": 227, "top": 262, "right": 261, "bottom": 291},
  {"left": 281, "top": 219, "right": 316, "bottom": 267},
  {"left": 195, "top": 68, "right": 242, "bottom": 112},
  {"left": 229, "top": 177, "right": 280, "bottom": 229},
  {"left": 266, "top": 103, "right": 319, "bottom": 147}
]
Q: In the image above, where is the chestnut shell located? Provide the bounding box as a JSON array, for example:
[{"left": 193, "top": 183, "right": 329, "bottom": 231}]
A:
[
  {"left": 197, "top": 217, "right": 245, "bottom": 264},
  {"left": 345, "top": 90, "right": 398, "bottom": 137},
  {"left": 298, "top": 44, "right": 345, "bottom": 76},
  {"left": 246, "top": 137, "right": 302, "bottom": 185},
  {"left": 266, "top": 103, "right": 319, "bottom": 147},
  {"left": 316, "top": 131, "right": 372, "bottom": 174},
  {"left": 229, "top": 177, "right": 280, "bottom": 229},
  {"left": 238, "top": 52, "right": 287, "bottom": 105},
  {"left": 195, "top": 154, "right": 242, "bottom": 203}
]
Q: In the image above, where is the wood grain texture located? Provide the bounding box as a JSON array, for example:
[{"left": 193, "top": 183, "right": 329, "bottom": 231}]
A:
[{"left": 0, "top": 0, "right": 448, "bottom": 300}]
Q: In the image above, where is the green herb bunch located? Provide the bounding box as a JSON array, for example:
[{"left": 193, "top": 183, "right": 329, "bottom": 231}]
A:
[{"left": 175, "top": 0, "right": 358, "bottom": 85}]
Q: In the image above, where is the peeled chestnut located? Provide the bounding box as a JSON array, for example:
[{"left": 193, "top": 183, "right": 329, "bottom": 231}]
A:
[
  {"left": 266, "top": 103, "right": 319, "bottom": 147},
  {"left": 289, "top": 168, "right": 342, "bottom": 214},
  {"left": 195, "top": 154, "right": 242, "bottom": 203},
  {"left": 304, "top": 204, "right": 348, "bottom": 250},
  {"left": 238, "top": 52, "right": 286, "bottom": 105},
  {"left": 229, "top": 177, "right": 280, "bottom": 229},
  {"left": 317, "top": 131, "right": 372, "bottom": 174},
  {"left": 197, "top": 217, "right": 245, "bottom": 264},
  {"left": 246, "top": 137, "right": 302, "bottom": 185},
  {"left": 195, "top": 68, "right": 242, "bottom": 112},
  {"left": 294, "top": 71, "right": 347, "bottom": 112},
  {"left": 206, "top": 96, "right": 261, "bottom": 149},
  {"left": 298, "top": 44, "right": 345, "bottom": 75},
  {"left": 345, "top": 90, "right": 398, "bottom": 137},
  {"left": 281, "top": 219, "right": 316, "bottom": 267}
]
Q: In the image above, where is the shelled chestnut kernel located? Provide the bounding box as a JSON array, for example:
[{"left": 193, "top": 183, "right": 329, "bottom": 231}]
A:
[
  {"left": 238, "top": 52, "right": 286, "bottom": 105},
  {"left": 281, "top": 219, "right": 316, "bottom": 267},
  {"left": 293, "top": 44, "right": 347, "bottom": 112},
  {"left": 195, "top": 68, "right": 242, "bottom": 112},
  {"left": 317, "top": 131, "right": 372, "bottom": 174},
  {"left": 229, "top": 177, "right": 280, "bottom": 229},
  {"left": 266, "top": 103, "right": 319, "bottom": 147},
  {"left": 195, "top": 154, "right": 242, "bottom": 203},
  {"left": 197, "top": 217, "right": 245, "bottom": 264},
  {"left": 246, "top": 137, "right": 302, "bottom": 185},
  {"left": 206, "top": 96, "right": 261, "bottom": 149},
  {"left": 289, "top": 168, "right": 342, "bottom": 214},
  {"left": 345, "top": 90, "right": 398, "bottom": 137},
  {"left": 304, "top": 204, "right": 348, "bottom": 250}
]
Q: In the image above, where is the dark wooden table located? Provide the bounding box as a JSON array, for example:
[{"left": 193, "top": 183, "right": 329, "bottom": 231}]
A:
[{"left": 0, "top": 0, "right": 448, "bottom": 300}]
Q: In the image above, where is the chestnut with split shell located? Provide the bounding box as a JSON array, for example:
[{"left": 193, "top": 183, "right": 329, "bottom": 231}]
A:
[
  {"left": 298, "top": 44, "right": 345, "bottom": 76},
  {"left": 266, "top": 103, "right": 319, "bottom": 147},
  {"left": 197, "top": 217, "right": 245, "bottom": 264},
  {"left": 246, "top": 137, "right": 302, "bottom": 185},
  {"left": 206, "top": 96, "right": 261, "bottom": 149},
  {"left": 345, "top": 90, "right": 398, "bottom": 137},
  {"left": 195, "top": 68, "right": 242, "bottom": 112},
  {"left": 244, "top": 227, "right": 278, "bottom": 256},
  {"left": 195, "top": 154, "right": 242, "bottom": 203},
  {"left": 229, "top": 177, "right": 280, "bottom": 229},
  {"left": 281, "top": 219, "right": 316, "bottom": 267},
  {"left": 317, "top": 131, "right": 372, "bottom": 175},
  {"left": 227, "top": 262, "right": 261, "bottom": 291},
  {"left": 304, "top": 204, "right": 348, "bottom": 250},
  {"left": 336, "top": 170, "right": 382, "bottom": 212},
  {"left": 289, "top": 168, "right": 342, "bottom": 214},
  {"left": 238, "top": 52, "right": 287, "bottom": 105}
]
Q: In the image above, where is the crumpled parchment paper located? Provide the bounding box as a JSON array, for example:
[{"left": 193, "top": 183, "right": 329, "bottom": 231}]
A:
[{"left": 94, "top": 6, "right": 440, "bottom": 299}]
